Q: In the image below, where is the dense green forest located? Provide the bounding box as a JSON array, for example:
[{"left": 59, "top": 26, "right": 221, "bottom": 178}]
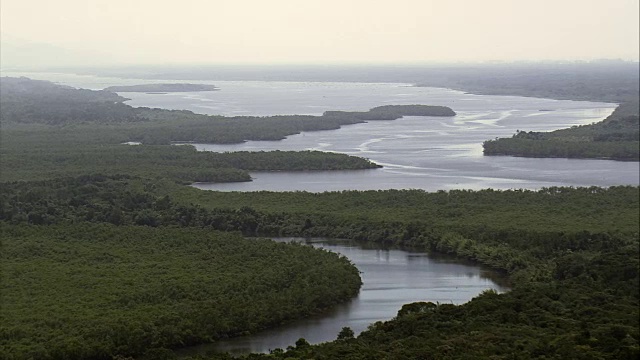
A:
[
  {"left": 1, "top": 222, "right": 361, "bottom": 359},
  {"left": 1, "top": 74, "right": 639, "bottom": 359},
  {"left": 172, "top": 185, "right": 638, "bottom": 359},
  {"left": 1, "top": 138, "right": 379, "bottom": 183},
  {"left": 1, "top": 175, "right": 638, "bottom": 359}
]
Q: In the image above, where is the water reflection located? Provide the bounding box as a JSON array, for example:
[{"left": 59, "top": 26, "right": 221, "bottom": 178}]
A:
[{"left": 177, "top": 238, "right": 507, "bottom": 357}]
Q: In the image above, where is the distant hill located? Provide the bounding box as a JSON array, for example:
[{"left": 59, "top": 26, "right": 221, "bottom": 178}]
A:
[
  {"left": 104, "top": 83, "right": 218, "bottom": 92},
  {"left": 0, "top": 76, "right": 141, "bottom": 125}
]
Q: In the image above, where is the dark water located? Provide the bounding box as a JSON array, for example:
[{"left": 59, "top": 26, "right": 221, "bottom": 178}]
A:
[{"left": 176, "top": 238, "right": 508, "bottom": 357}]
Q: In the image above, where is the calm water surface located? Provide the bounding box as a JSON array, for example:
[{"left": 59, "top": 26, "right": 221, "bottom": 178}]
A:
[
  {"left": 9, "top": 72, "right": 636, "bottom": 193},
  {"left": 11, "top": 72, "right": 635, "bottom": 193},
  {"left": 177, "top": 238, "right": 508, "bottom": 356},
  {"left": 144, "top": 81, "right": 637, "bottom": 191},
  {"left": 68, "top": 77, "right": 633, "bottom": 192},
  {"left": 7, "top": 71, "right": 635, "bottom": 355}
]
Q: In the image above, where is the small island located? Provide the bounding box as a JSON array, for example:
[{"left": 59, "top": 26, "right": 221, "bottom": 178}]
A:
[
  {"left": 103, "top": 83, "right": 219, "bottom": 92},
  {"left": 324, "top": 104, "right": 456, "bottom": 119}
]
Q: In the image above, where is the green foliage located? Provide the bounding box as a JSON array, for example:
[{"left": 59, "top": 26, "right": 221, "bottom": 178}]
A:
[
  {"left": 2, "top": 176, "right": 638, "bottom": 359},
  {"left": 0, "top": 131, "right": 379, "bottom": 183},
  {"left": 130, "top": 104, "right": 454, "bottom": 145},
  {"left": 336, "top": 327, "right": 355, "bottom": 341},
  {"left": 1, "top": 77, "right": 454, "bottom": 146},
  {"left": 0, "top": 76, "right": 141, "bottom": 125},
  {"left": 175, "top": 185, "right": 640, "bottom": 235},
  {"left": 163, "top": 184, "right": 638, "bottom": 360},
  {"left": 323, "top": 104, "right": 456, "bottom": 120},
  {"left": 484, "top": 101, "right": 640, "bottom": 160},
  {"left": 0, "top": 223, "right": 362, "bottom": 359},
  {"left": 2, "top": 75, "right": 639, "bottom": 359}
]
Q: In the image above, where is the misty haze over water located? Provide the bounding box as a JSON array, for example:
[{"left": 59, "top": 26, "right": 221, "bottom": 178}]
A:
[{"left": 9, "top": 71, "right": 637, "bottom": 192}]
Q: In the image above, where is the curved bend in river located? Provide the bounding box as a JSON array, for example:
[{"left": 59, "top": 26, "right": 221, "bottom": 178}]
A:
[{"left": 179, "top": 238, "right": 508, "bottom": 356}]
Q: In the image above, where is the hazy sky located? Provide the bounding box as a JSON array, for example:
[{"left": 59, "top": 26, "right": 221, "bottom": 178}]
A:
[{"left": 1, "top": 0, "right": 639, "bottom": 67}]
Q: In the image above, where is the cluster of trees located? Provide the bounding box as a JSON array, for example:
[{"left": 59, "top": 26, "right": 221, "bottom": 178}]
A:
[
  {"left": 2, "top": 77, "right": 455, "bottom": 146},
  {"left": 1, "top": 75, "right": 638, "bottom": 359},
  {"left": 5, "top": 175, "right": 636, "bottom": 237},
  {"left": 323, "top": 104, "right": 456, "bottom": 120},
  {"left": 0, "top": 76, "right": 141, "bottom": 125},
  {"left": 484, "top": 101, "right": 640, "bottom": 160},
  {"left": 130, "top": 104, "right": 455, "bottom": 145},
  {"left": 176, "top": 185, "right": 639, "bottom": 234},
  {"left": 1, "top": 223, "right": 361, "bottom": 359},
  {"left": 172, "top": 187, "right": 637, "bottom": 359},
  {"left": 1, "top": 133, "right": 379, "bottom": 183},
  {"left": 1, "top": 174, "right": 637, "bottom": 359}
]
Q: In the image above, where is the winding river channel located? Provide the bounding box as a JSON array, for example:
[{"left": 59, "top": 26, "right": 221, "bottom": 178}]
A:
[
  {"left": 177, "top": 238, "right": 508, "bottom": 357},
  {"left": 6, "top": 72, "right": 639, "bottom": 355}
]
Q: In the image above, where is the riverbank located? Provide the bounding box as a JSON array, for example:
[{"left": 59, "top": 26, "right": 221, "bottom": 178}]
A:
[
  {"left": 177, "top": 238, "right": 508, "bottom": 356},
  {"left": 483, "top": 101, "right": 639, "bottom": 161},
  {"left": 1, "top": 70, "right": 637, "bottom": 359},
  {"left": 171, "top": 185, "right": 639, "bottom": 360}
]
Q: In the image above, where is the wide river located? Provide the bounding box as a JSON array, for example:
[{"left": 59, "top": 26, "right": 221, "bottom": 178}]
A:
[
  {"left": 5, "top": 72, "right": 638, "bottom": 191},
  {"left": 6, "top": 72, "right": 637, "bottom": 355},
  {"left": 116, "top": 79, "right": 636, "bottom": 191}
]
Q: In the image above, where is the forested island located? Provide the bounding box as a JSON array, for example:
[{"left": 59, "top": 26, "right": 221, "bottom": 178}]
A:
[
  {"left": 0, "top": 74, "right": 638, "bottom": 359},
  {"left": 104, "top": 83, "right": 219, "bottom": 92}
]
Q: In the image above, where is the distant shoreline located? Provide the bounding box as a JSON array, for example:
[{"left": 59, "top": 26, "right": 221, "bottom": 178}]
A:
[{"left": 104, "top": 83, "right": 219, "bottom": 93}]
